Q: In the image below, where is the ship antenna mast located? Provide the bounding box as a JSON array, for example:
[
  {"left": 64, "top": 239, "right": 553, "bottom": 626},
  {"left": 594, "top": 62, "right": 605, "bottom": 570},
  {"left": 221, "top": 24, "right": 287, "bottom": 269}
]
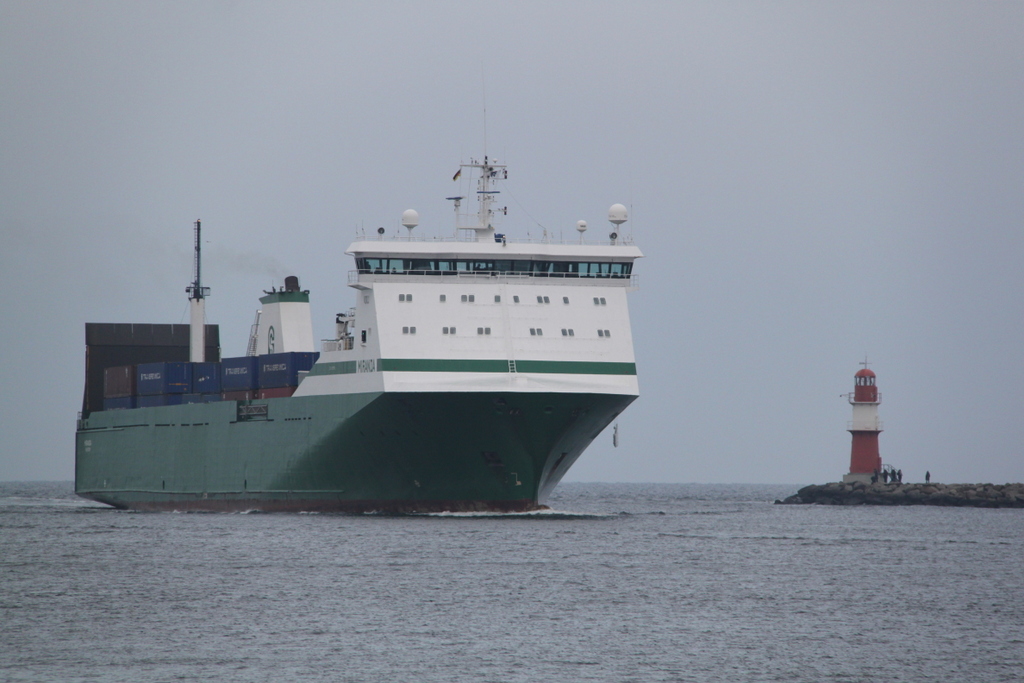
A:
[
  {"left": 185, "top": 219, "right": 210, "bottom": 362},
  {"left": 448, "top": 156, "right": 507, "bottom": 242}
]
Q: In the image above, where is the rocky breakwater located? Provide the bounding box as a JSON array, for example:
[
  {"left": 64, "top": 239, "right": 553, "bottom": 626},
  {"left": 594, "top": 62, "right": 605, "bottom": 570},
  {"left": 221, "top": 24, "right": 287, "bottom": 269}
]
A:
[{"left": 776, "top": 481, "right": 1024, "bottom": 507}]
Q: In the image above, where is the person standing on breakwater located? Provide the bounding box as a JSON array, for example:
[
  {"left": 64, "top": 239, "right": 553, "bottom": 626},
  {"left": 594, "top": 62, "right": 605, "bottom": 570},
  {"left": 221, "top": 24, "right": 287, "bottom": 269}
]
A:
[
  {"left": 897, "top": 469, "right": 903, "bottom": 484},
  {"left": 926, "top": 471, "right": 931, "bottom": 483}
]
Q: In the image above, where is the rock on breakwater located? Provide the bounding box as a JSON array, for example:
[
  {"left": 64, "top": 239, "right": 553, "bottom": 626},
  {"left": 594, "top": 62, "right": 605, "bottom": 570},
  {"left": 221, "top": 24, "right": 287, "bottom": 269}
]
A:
[{"left": 776, "top": 481, "right": 1024, "bottom": 507}]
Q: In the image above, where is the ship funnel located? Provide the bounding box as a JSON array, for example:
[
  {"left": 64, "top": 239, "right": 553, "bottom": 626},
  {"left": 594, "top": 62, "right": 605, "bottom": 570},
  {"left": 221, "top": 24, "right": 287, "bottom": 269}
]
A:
[{"left": 255, "top": 277, "right": 314, "bottom": 354}]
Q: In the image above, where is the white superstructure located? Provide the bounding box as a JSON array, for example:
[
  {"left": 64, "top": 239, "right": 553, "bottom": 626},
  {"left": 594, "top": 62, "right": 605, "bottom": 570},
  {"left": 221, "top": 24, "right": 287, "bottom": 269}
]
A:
[{"left": 295, "top": 156, "right": 642, "bottom": 400}]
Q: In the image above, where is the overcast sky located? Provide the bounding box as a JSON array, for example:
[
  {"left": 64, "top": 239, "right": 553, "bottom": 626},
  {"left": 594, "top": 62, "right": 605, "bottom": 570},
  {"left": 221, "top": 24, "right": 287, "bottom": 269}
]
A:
[{"left": 2, "top": 1, "right": 1022, "bottom": 485}]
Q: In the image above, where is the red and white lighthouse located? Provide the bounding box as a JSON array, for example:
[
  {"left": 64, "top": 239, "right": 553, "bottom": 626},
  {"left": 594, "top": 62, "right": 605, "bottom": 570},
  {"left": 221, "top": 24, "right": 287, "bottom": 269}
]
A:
[{"left": 843, "top": 363, "right": 883, "bottom": 484}]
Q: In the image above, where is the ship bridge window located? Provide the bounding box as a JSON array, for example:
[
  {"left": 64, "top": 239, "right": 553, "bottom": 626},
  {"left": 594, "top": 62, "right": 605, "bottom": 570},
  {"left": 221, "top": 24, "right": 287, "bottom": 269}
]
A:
[
  {"left": 402, "top": 326, "right": 416, "bottom": 334},
  {"left": 440, "top": 294, "right": 446, "bottom": 302},
  {"left": 356, "top": 257, "right": 632, "bottom": 278},
  {"left": 494, "top": 295, "right": 501, "bottom": 303},
  {"left": 563, "top": 297, "right": 569, "bottom": 304},
  {"left": 513, "top": 295, "right": 520, "bottom": 303},
  {"left": 477, "top": 327, "right": 491, "bottom": 335},
  {"left": 443, "top": 326, "right": 456, "bottom": 335},
  {"left": 398, "top": 293, "right": 413, "bottom": 302},
  {"left": 530, "top": 328, "right": 544, "bottom": 336},
  {"left": 598, "top": 329, "right": 611, "bottom": 338}
]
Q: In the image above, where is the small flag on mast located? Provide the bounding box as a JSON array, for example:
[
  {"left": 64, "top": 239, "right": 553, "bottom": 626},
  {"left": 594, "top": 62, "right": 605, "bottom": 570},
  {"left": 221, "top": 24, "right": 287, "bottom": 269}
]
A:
[{"left": 452, "top": 169, "right": 461, "bottom": 181}]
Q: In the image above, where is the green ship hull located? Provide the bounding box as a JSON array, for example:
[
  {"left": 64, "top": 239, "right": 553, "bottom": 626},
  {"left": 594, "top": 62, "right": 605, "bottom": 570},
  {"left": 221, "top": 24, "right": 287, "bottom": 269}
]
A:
[{"left": 75, "top": 391, "right": 633, "bottom": 512}]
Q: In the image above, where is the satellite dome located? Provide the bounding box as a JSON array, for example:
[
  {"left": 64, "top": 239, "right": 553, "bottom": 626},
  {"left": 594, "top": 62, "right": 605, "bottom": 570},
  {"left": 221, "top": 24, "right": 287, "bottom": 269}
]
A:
[
  {"left": 576, "top": 220, "right": 587, "bottom": 233},
  {"left": 401, "top": 209, "right": 419, "bottom": 230},
  {"left": 608, "top": 203, "right": 628, "bottom": 226}
]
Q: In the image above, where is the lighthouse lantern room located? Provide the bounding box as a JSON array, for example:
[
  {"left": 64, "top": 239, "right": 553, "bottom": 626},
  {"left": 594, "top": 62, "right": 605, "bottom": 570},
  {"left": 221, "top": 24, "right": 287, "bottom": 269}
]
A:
[{"left": 843, "top": 363, "right": 883, "bottom": 484}]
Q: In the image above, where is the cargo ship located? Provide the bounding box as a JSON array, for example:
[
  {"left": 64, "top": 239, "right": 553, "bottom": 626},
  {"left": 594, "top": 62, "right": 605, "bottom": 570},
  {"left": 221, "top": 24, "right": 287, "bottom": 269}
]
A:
[{"left": 75, "top": 157, "right": 642, "bottom": 512}]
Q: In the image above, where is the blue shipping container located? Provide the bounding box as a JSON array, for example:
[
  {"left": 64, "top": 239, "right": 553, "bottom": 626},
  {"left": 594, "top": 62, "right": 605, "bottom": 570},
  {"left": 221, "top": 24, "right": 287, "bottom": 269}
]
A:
[
  {"left": 103, "top": 396, "right": 137, "bottom": 410},
  {"left": 192, "top": 362, "right": 221, "bottom": 394},
  {"left": 137, "top": 394, "right": 187, "bottom": 407},
  {"left": 221, "top": 356, "right": 259, "bottom": 391},
  {"left": 258, "top": 352, "right": 320, "bottom": 389},
  {"left": 137, "top": 362, "right": 192, "bottom": 395}
]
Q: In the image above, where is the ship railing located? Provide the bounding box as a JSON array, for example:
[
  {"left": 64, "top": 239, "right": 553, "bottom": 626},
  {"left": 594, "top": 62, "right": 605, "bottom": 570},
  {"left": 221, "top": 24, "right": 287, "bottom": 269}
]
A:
[
  {"left": 348, "top": 269, "right": 636, "bottom": 284},
  {"left": 321, "top": 338, "right": 354, "bottom": 352},
  {"left": 848, "top": 420, "right": 884, "bottom": 431},
  {"left": 355, "top": 233, "right": 636, "bottom": 246}
]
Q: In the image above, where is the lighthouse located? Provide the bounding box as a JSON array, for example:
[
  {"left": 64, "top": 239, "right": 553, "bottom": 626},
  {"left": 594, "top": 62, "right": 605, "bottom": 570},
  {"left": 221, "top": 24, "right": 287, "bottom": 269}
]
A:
[{"left": 842, "top": 363, "right": 883, "bottom": 484}]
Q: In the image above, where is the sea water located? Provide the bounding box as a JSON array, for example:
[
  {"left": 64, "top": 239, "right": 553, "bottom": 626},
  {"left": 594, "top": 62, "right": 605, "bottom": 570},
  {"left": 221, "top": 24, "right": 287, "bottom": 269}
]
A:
[{"left": 1, "top": 481, "right": 1022, "bottom": 682}]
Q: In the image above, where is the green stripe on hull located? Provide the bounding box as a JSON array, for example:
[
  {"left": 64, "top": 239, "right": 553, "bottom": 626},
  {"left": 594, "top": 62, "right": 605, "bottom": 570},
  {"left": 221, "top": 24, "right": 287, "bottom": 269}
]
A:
[
  {"left": 308, "top": 358, "right": 637, "bottom": 376},
  {"left": 75, "top": 391, "right": 634, "bottom": 512}
]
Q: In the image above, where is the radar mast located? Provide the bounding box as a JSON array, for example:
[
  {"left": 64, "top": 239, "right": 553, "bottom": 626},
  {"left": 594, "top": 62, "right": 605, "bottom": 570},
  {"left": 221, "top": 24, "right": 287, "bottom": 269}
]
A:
[
  {"left": 448, "top": 156, "right": 507, "bottom": 241},
  {"left": 185, "top": 219, "right": 210, "bottom": 362}
]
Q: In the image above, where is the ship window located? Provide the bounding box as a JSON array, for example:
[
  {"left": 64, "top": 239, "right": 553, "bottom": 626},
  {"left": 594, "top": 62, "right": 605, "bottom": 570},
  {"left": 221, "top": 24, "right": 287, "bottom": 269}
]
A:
[
  {"left": 561, "top": 329, "right": 567, "bottom": 336},
  {"left": 361, "top": 330, "right": 366, "bottom": 343},
  {"left": 568, "top": 329, "right": 574, "bottom": 336},
  {"left": 364, "top": 295, "right": 370, "bottom": 304},
  {"left": 402, "top": 326, "right": 409, "bottom": 334},
  {"left": 513, "top": 295, "right": 520, "bottom": 303},
  {"left": 478, "top": 327, "right": 483, "bottom": 335},
  {"left": 598, "top": 329, "right": 604, "bottom": 337},
  {"left": 593, "top": 297, "right": 599, "bottom": 305},
  {"left": 450, "top": 326, "right": 456, "bottom": 334},
  {"left": 600, "top": 297, "right": 607, "bottom": 305},
  {"left": 544, "top": 296, "right": 550, "bottom": 304},
  {"left": 530, "top": 328, "right": 536, "bottom": 336},
  {"left": 563, "top": 297, "right": 569, "bottom": 304},
  {"left": 407, "top": 294, "right": 412, "bottom": 302},
  {"left": 469, "top": 294, "right": 475, "bottom": 302},
  {"left": 355, "top": 257, "right": 633, "bottom": 278},
  {"left": 461, "top": 294, "right": 467, "bottom": 302},
  {"left": 494, "top": 295, "right": 501, "bottom": 303},
  {"left": 537, "top": 328, "right": 543, "bottom": 336},
  {"left": 399, "top": 294, "right": 405, "bottom": 301},
  {"left": 486, "top": 327, "right": 491, "bottom": 335},
  {"left": 440, "top": 294, "right": 446, "bottom": 302},
  {"left": 410, "top": 326, "right": 416, "bottom": 334},
  {"left": 604, "top": 329, "right": 610, "bottom": 337},
  {"left": 537, "top": 296, "right": 543, "bottom": 303},
  {"left": 443, "top": 327, "right": 449, "bottom": 334}
]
